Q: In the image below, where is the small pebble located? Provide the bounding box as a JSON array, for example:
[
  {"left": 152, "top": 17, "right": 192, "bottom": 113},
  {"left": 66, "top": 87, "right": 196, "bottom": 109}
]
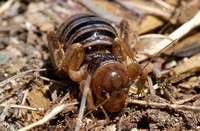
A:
[{"left": 165, "top": 60, "right": 177, "bottom": 69}]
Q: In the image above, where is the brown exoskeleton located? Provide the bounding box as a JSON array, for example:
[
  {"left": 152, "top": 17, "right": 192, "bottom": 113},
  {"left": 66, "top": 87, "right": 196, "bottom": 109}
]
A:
[{"left": 47, "top": 14, "right": 147, "bottom": 114}]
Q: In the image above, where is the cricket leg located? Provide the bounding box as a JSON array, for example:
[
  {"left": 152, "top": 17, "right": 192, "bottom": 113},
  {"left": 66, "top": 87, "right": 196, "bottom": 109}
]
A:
[
  {"left": 60, "top": 43, "right": 85, "bottom": 83},
  {"left": 127, "top": 63, "right": 148, "bottom": 95}
]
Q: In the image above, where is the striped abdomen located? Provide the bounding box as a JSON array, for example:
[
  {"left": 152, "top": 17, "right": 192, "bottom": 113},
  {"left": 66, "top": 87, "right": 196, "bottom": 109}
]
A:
[{"left": 56, "top": 14, "right": 118, "bottom": 53}]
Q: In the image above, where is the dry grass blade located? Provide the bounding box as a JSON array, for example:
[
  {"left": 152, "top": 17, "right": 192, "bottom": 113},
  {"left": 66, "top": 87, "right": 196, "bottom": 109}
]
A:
[
  {"left": 0, "top": 104, "right": 45, "bottom": 111},
  {"left": 78, "top": 0, "right": 121, "bottom": 24},
  {"left": 154, "top": 0, "right": 175, "bottom": 11},
  {"left": 0, "top": 99, "right": 14, "bottom": 121},
  {"left": 84, "top": 99, "right": 108, "bottom": 118},
  {"left": 1, "top": 0, "right": 200, "bottom": 130},
  {"left": 0, "top": 0, "right": 14, "bottom": 16},
  {"left": 0, "top": 68, "right": 47, "bottom": 87},
  {"left": 39, "top": 76, "right": 67, "bottom": 86},
  {"left": 149, "top": 11, "right": 200, "bottom": 56},
  {"left": 119, "top": 0, "right": 172, "bottom": 20},
  {"left": 18, "top": 102, "right": 78, "bottom": 131},
  {"left": 139, "top": 11, "right": 200, "bottom": 61},
  {"left": 75, "top": 75, "right": 91, "bottom": 131},
  {"left": 129, "top": 99, "right": 200, "bottom": 112}
]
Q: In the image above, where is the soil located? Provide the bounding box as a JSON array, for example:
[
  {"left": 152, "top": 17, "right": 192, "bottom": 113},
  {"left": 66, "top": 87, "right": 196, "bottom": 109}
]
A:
[{"left": 0, "top": 0, "right": 200, "bottom": 130}]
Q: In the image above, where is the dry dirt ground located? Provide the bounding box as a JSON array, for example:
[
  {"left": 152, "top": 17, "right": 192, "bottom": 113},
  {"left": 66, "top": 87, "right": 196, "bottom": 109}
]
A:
[{"left": 0, "top": 0, "right": 200, "bottom": 130}]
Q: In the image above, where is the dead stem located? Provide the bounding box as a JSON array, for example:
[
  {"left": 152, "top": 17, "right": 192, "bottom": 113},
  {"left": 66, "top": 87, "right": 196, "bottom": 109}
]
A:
[
  {"left": 129, "top": 99, "right": 200, "bottom": 112},
  {"left": 78, "top": 0, "right": 121, "bottom": 24},
  {"left": 83, "top": 99, "right": 108, "bottom": 118},
  {"left": 39, "top": 76, "right": 67, "bottom": 86},
  {"left": 149, "top": 11, "right": 200, "bottom": 57},
  {"left": 154, "top": 0, "right": 175, "bottom": 11},
  {"left": 138, "top": 11, "right": 200, "bottom": 61},
  {"left": 0, "top": 104, "right": 45, "bottom": 111},
  {"left": 147, "top": 76, "right": 155, "bottom": 96},
  {"left": 0, "top": 68, "right": 47, "bottom": 87},
  {"left": 18, "top": 89, "right": 29, "bottom": 117},
  {"left": 0, "top": 0, "right": 14, "bottom": 16},
  {"left": 75, "top": 75, "right": 91, "bottom": 131},
  {"left": 118, "top": 116, "right": 125, "bottom": 131},
  {"left": 119, "top": 0, "right": 172, "bottom": 20},
  {"left": 18, "top": 102, "right": 78, "bottom": 131}
]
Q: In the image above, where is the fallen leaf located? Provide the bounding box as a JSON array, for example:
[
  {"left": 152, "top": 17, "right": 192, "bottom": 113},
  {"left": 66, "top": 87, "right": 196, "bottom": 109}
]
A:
[{"left": 171, "top": 53, "right": 200, "bottom": 83}]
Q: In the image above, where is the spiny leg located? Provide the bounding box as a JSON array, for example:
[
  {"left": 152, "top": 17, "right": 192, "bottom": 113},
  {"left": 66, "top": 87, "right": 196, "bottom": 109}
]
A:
[
  {"left": 120, "top": 20, "right": 130, "bottom": 45},
  {"left": 127, "top": 63, "right": 148, "bottom": 95},
  {"left": 47, "top": 31, "right": 69, "bottom": 77},
  {"left": 136, "top": 67, "right": 148, "bottom": 94},
  {"left": 59, "top": 43, "right": 85, "bottom": 83},
  {"left": 120, "top": 20, "right": 148, "bottom": 94},
  {"left": 120, "top": 19, "right": 148, "bottom": 93},
  {"left": 117, "top": 20, "right": 136, "bottom": 60},
  {"left": 113, "top": 20, "right": 137, "bottom": 64},
  {"left": 47, "top": 31, "right": 85, "bottom": 81},
  {"left": 58, "top": 43, "right": 84, "bottom": 70},
  {"left": 118, "top": 20, "right": 148, "bottom": 116},
  {"left": 120, "top": 63, "right": 147, "bottom": 116},
  {"left": 112, "top": 40, "right": 127, "bottom": 62},
  {"left": 47, "top": 31, "right": 65, "bottom": 70}
]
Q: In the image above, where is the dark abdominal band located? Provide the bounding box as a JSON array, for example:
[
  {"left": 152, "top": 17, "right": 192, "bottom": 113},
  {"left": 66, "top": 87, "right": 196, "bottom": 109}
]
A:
[
  {"left": 58, "top": 14, "right": 122, "bottom": 75},
  {"left": 67, "top": 20, "right": 116, "bottom": 40},
  {"left": 72, "top": 29, "right": 116, "bottom": 44},
  {"left": 58, "top": 14, "right": 117, "bottom": 49},
  {"left": 58, "top": 14, "right": 96, "bottom": 39}
]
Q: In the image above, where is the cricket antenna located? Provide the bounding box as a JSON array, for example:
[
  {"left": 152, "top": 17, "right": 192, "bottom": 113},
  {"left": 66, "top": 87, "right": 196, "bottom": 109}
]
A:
[
  {"left": 83, "top": 99, "right": 108, "bottom": 118},
  {"left": 142, "top": 39, "right": 177, "bottom": 72},
  {"left": 120, "top": 39, "right": 177, "bottom": 117},
  {"left": 131, "top": 39, "right": 177, "bottom": 87}
]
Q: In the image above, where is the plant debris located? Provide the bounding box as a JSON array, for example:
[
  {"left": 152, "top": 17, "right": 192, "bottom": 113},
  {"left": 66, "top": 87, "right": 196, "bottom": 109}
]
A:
[{"left": 0, "top": 0, "right": 200, "bottom": 130}]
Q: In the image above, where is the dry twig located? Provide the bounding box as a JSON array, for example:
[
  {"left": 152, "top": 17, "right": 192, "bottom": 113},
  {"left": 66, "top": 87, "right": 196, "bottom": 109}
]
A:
[
  {"left": 75, "top": 75, "right": 91, "bottom": 131},
  {"left": 0, "top": 104, "right": 45, "bottom": 111},
  {"left": 83, "top": 99, "right": 108, "bottom": 118},
  {"left": 147, "top": 76, "right": 155, "bottom": 96},
  {"left": 154, "top": 0, "right": 175, "bottom": 11},
  {"left": 78, "top": 0, "right": 121, "bottom": 24},
  {"left": 148, "top": 11, "right": 200, "bottom": 57},
  {"left": 0, "top": 0, "right": 14, "bottom": 16},
  {"left": 18, "top": 89, "right": 29, "bottom": 117},
  {"left": 139, "top": 11, "right": 200, "bottom": 61},
  {"left": 119, "top": 0, "right": 172, "bottom": 20},
  {"left": 18, "top": 102, "right": 78, "bottom": 131},
  {"left": 0, "top": 68, "right": 47, "bottom": 87},
  {"left": 129, "top": 99, "right": 200, "bottom": 112},
  {"left": 39, "top": 76, "right": 67, "bottom": 86},
  {"left": 0, "top": 99, "right": 15, "bottom": 121}
]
